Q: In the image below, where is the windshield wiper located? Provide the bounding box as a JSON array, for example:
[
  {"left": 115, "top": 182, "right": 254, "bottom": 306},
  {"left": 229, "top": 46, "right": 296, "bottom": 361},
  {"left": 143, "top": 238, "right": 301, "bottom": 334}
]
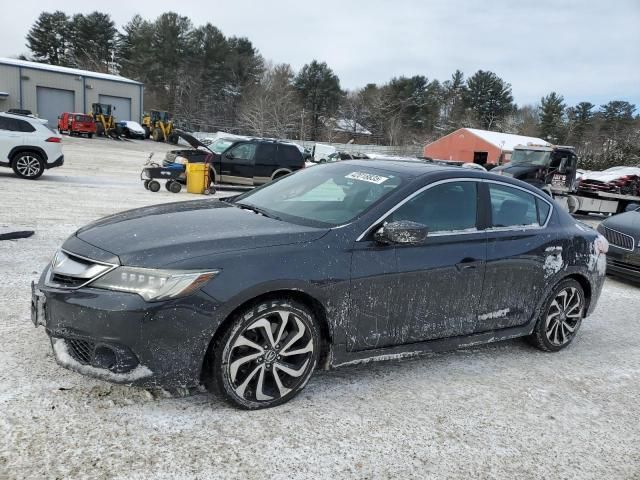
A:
[{"left": 235, "top": 203, "right": 282, "bottom": 221}]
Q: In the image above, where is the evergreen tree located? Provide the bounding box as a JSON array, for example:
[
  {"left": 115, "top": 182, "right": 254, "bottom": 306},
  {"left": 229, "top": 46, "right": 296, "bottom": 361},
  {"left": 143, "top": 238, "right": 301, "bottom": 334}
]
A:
[
  {"left": 441, "top": 70, "right": 466, "bottom": 131},
  {"left": 566, "top": 101, "right": 594, "bottom": 144},
  {"left": 464, "top": 70, "right": 514, "bottom": 130},
  {"left": 68, "top": 12, "right": 118, "bottom": 72},
  {"left": 599, "top": 101, "right": 636, "bottom": 137},
  {"left": 25, "top": 11, "right": 72, "bottom": 66},
  {"left": 539, "top": 92, "right": 566, "bottom": 143},
  {"left": 294, "top": 60, "right": 343, "bottom": 140}
]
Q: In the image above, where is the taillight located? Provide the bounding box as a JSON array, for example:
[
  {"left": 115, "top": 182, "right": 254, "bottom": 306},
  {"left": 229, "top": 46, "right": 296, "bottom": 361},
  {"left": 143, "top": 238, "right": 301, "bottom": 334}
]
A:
[{"left": 45, "top": 137, "right": 62, "bottom": 143}]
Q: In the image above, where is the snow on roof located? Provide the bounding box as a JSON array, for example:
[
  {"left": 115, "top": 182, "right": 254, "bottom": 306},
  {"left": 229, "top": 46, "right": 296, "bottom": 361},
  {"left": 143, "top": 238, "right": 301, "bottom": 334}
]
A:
[
  {"left": 0, "top": 57, "right": 142, "bottom": 85},
  {"left": 465, "top": 128, "right": 550, "bottom": 151},
  {"left": 333, "top": 118, "right": 372, "bottom": 135}
]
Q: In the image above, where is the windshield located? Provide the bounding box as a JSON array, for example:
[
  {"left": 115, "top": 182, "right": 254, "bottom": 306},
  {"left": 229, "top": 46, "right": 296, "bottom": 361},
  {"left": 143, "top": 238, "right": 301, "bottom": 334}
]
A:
[
  {"left": 232, "top": 164, "right": 404, "bottom": 227},
  {"left": 511, "top": 149, "right": 551, "bottom": 166},
  {"left": 210, "top": 138, "right": 235, "bottom": 154}
]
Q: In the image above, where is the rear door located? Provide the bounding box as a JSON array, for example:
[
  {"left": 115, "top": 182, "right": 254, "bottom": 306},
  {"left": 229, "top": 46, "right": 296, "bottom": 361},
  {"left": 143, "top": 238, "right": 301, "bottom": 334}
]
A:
[
  {"left": 0, "top": 117, "right": 26, "bottom": 161},
  {"left": 253, "top": 143, "right": 277, "bottom": 184},
  {"left": 476, "top": 181, "right": 555, "bottom": 332}
]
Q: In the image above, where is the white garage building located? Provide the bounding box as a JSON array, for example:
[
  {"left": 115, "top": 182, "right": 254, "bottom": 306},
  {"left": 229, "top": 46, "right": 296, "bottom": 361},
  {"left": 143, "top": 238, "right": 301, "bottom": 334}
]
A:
[{"left": 0, "top": 58, "right": 143, "bottom": 126}]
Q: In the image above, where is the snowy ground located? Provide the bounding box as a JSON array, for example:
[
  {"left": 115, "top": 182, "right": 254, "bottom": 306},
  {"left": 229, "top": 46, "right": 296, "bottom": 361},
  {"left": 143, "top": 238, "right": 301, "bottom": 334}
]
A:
[{"left": 1, "top": 137, "right": 639, "bottom": 479}]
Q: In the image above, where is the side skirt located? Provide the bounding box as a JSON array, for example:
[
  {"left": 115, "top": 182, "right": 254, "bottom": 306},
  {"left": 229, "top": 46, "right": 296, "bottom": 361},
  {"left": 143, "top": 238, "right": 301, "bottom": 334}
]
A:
[{"left": 329, "top": 323, "right": 535, "bottom": 368}]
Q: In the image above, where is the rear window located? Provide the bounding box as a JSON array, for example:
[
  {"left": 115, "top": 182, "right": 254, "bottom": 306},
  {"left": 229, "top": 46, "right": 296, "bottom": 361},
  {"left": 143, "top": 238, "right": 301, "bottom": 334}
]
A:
[
  {"left": 75, "top": 115, "right": 92, "bottom": 122},
  {"left": 278, "top": 145, "right": 302, "bottom": 164},
  {"left": 489, "top": 183, "right": 550, "bottom": 227},
  {"left": 0, "top": 116, "right": 35, "bottom": 132}
]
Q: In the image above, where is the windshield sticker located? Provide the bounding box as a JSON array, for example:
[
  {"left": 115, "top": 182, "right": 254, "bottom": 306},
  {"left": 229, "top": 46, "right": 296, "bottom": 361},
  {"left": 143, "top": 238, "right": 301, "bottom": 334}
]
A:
[{"left": 345, "top": 172, "right": 389, "bottom": 184}]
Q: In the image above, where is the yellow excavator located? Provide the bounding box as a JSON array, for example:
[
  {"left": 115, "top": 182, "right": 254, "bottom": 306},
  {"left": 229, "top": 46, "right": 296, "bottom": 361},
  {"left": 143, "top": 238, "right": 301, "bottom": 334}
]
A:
[
  {"left": 90, "top": 103, "right": 118, "bottom": 137},
  {"left": 142, "top": 110, "right": 178, "bottom": 143}
]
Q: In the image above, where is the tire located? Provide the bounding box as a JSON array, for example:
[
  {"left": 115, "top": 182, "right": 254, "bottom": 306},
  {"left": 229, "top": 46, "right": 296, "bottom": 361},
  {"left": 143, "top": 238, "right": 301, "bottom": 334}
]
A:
[
  {"left": 527, "top": 279, "right": 585, "bottom": 352},
  {"left": 12, "top": 151, "right": 45, "bottom": 179},
  {"left": 152, "top": 128, "right": 163, "bottom": 142},
  {"left": 96, "top": 123, "right": 105, "bottom": 137},
  {"left": 169, "top": 181, "right": 182, "bottom": 193},
  {"left": 143, "top": 126, "right": 151, "bottom": 139},
  {"left": 210, "top": 299, "right": 320, "bottom": 409},
  {"left": 148, "top": 180, "right": 161, "bottom": 192},
  {"left": 167, "top": 133, "right": 179, "bottom": 145},
  {"left": 143, "top": 180, "right": 150, "bottom": 190},
  {"left": 88, "top": 133, "right": 93, "bottom": 139}
]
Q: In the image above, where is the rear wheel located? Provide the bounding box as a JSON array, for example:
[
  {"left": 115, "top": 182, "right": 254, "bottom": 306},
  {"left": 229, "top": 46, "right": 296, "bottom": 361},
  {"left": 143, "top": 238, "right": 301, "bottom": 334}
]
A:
[
  {"left": 143, "top": 126, "right": 150, "bottom": 139},
  {"left": 87, "top": 133, "right": 93, "bottom": 139},
  {"left": 528, "top": 279, "right": 585, "bottom": 352},
  {"left": 210, "top": 299, "right": 320, "bottom": 409},
  {"left": 169, "top": 181, "right": 182, "bottom": 193},
  {"left": 147, "top": 180, "right": 161, "bottom": 192},
  {"left": 143, "top": 180, "right": 150, "bottom": 190},
  {"left": 12, "top": 152, "right": 45, "bottom": 179},
  {"left": 152, "top": 128, "right": 163, "bottom": 142},
  {"left": 96, "top": 123, "right": 105, "bottom": 137},
  {"left": 167, "top": 133, "right": 179, "bottom": 145}
]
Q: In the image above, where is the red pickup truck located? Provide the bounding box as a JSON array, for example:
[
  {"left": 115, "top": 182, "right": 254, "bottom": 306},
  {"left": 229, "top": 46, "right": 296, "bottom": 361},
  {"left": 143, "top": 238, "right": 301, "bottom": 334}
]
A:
[{"left": 58, "top": 112, "right": 96, "bottom": 138}]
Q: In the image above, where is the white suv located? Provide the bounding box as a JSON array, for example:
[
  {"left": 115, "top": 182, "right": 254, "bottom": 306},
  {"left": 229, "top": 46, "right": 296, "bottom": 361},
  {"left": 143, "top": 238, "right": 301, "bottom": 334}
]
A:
[{"left": 0, "top": 112, "right": 64, "bottom": 179}]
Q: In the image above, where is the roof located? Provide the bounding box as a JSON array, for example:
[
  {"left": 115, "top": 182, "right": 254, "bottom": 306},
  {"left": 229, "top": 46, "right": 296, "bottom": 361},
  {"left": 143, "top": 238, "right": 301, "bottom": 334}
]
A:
[
  {"left": 0, "top": 57, "right": 142, "bottom": 86},
  {"left": 465, "top": 128, "right": 550, "bottom": 151}
]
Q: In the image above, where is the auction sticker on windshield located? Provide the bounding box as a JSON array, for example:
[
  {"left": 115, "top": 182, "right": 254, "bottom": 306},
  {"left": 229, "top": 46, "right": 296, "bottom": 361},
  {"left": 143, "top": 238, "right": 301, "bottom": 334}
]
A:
[{"left": 345, "top": 172, "right": 390, "bottom": 184}]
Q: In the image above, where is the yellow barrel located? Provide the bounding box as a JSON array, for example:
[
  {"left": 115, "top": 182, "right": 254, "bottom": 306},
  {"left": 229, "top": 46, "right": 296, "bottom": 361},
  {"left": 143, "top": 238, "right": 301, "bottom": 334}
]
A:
[{"left": 186, "top": 163, "right": 208, "bottom": 194}]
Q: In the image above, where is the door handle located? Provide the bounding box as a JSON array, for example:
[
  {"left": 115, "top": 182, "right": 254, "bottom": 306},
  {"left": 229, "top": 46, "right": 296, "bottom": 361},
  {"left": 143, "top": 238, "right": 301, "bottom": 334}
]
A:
[{"left": 456, "top": 258, "right": 483, "bottom": 272}]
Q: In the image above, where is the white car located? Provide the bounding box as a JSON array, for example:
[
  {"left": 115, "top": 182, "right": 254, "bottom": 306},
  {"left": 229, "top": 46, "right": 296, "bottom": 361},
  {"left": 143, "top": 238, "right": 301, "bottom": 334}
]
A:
[{"left": 0, "top": 112, "right": 63, "bottom": 179}]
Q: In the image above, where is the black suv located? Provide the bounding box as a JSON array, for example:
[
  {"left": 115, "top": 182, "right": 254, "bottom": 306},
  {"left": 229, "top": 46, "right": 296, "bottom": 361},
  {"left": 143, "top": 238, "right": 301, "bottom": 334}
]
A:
[{"left": 165, "top": 132, "right": 305, "bottom": 186}]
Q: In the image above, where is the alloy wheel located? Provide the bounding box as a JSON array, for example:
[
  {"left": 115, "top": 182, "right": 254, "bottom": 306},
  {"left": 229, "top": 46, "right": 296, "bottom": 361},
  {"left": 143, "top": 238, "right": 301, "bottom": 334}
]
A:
[
  {"left": 226, "top": 309, "right": 315, "bottom": 403},
  {"left": 16, "top": 155, "right": 42, "bottom": 177},
  {"left": 544, "top": 287, "right": 583, "bottom": 347}
]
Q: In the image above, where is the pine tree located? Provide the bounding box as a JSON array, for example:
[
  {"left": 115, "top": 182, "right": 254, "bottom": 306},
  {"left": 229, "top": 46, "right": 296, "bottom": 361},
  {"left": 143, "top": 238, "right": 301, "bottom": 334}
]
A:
[
  {"left": 25, "top": 11, "right": 72, "bottom": 66},
  {"left": 566, "top": 101, "right": 594, "bottom": 144},
  {"left": 294, "top": 60, "right": 343, "bottom": 140},
  {"left": 539, "top": 92, "right": 566, "bottom": 143},
  {"left": 464, "top": 70, "right": 513, "bottom": 130},
  {"left": 68, "top": 12, "right": 118, "bottom": 72}
]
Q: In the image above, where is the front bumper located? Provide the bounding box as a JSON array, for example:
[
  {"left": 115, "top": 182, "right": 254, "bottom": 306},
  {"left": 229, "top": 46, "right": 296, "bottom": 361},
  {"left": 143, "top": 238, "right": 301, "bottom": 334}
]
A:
[
  {"left": 35, "top": 278, "right": 224, "bottom": 388},
  {"left": 46, "top": 155, "right": 64, "bottom": 169},
  {"left": 606, "top": 248, "right": 640, "bottom": 282}
]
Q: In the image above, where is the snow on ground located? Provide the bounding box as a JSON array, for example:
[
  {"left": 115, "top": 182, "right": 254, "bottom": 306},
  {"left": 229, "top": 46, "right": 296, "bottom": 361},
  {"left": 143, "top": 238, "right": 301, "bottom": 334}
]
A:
[{"left": 1, "top": 137, "right": 639, "bottom": 479}]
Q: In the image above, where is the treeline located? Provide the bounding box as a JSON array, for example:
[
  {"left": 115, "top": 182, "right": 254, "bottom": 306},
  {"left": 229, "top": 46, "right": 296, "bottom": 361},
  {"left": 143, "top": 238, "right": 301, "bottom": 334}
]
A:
[{"left": 23, "top": 11, "right": 640, "bottom": 169}]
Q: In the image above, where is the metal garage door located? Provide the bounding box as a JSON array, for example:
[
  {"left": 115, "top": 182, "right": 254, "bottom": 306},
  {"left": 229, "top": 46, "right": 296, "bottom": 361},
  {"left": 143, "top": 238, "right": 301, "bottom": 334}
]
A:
[
  {"left": 36, "top": 87, "right": 75, "bottom": 126},
  {"left": 99, "top": 95, "right": 131, "bottom": 121}
]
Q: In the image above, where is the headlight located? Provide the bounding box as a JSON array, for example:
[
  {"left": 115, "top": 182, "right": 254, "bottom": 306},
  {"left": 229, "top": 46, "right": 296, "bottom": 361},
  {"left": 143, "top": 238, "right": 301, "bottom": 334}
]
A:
[{"left": 90, "top": 267, "right": 219, "bottom": 301}]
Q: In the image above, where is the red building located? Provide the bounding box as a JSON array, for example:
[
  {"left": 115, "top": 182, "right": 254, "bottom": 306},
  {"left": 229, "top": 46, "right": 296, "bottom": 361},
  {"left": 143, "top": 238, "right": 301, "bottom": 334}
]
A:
[{"left": 424, "top": 128, "right": 550, "bottom": 166}]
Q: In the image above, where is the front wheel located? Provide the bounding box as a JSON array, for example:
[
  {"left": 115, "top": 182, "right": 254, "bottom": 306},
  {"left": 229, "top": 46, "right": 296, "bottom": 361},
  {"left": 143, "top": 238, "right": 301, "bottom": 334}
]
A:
[
  {"left": 211, "top": 299, "right": 320, "bottom": 409},
  {"left": 528, "top": 279, "right": 585, "bottom": 352},
  {"left": 12, "top": 152, "right": 45, "bottom": 179}
]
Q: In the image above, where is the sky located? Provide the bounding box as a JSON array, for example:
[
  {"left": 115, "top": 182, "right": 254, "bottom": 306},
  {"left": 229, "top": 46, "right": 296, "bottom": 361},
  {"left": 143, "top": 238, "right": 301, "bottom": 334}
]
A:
[{"left": 1, "top": 0, "right": 638, "bottom": 108}]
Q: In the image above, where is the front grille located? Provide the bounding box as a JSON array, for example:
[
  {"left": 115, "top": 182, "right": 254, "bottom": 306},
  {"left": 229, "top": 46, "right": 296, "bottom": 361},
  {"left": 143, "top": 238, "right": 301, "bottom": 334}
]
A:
[
  {"left": 602, "top": 226, "right": 635, "bottom": 251},
  {"left": 67, "top": 339, "right": 95, "bottom": 365},
  {"left": 51, "top": 273, "right": 87, "bottom": 288}
]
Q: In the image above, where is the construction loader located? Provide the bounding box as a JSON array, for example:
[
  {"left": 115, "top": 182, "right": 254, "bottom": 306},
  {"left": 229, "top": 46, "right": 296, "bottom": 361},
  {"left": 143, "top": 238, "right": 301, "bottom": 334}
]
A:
[
  {"left": 142, "top": 110, "right": 178, "bottom": 144},
  {"left": 90, "top": 103, "right": 119, "bottom": 138}
]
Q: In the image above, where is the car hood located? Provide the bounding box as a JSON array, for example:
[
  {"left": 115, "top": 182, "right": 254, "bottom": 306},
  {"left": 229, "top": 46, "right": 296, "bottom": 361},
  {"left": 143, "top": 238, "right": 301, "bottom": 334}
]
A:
[
  {"left": 601, "top": 210, "right": 640, "bottom": 237},
  {"left": 175, "top": 130, "right": 212, "bottom": 152},
  {"left": 69, "top": 200, "right": 329, "bottom": 268}
]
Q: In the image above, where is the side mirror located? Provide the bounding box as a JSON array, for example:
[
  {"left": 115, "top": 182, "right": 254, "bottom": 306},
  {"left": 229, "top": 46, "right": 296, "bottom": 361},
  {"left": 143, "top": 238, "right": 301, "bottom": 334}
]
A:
[{"left": 374, "top": 221, "right": 429, "bottom": 245}]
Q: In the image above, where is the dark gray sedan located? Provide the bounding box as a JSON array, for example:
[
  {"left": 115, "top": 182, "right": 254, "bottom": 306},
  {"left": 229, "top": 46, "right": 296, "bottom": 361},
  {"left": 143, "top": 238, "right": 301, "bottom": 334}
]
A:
[{"left": 32, "top": 160, "right": 608, "bottom": 409}]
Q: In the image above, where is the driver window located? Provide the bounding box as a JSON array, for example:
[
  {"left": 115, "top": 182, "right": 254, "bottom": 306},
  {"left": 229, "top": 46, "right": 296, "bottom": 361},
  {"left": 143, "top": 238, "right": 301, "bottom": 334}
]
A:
[
  {"left": 388, "top": 181, "right": 478, "bottom": 233},
  {"left": 228, "top": 143, "right": 256, "bottom": 161}
]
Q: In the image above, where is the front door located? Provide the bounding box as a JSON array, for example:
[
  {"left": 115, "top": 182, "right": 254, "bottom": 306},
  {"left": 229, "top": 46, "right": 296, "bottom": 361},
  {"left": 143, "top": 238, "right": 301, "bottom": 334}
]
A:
[
  {"left": 220, "top": 142, "right": 256, "bottom": 185},
  {"left": 349, "top": 180, "right": 487, "bottom": 351},
  {"left": 476, "top": 182, "right": 556, "bottom": 332},
  {"left": 473, "top": 152, "right": 488, "bottom": 165}
]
